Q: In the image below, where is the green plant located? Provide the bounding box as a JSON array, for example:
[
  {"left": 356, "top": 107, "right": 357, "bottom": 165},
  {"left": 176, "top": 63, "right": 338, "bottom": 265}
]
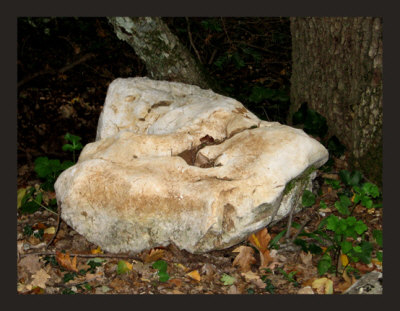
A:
[
  {"left": 19, "top": 186, "right": 57, "bottom": 214},
  {"left": 152, "top": 260, "right": 170, "bottom": 282},
  {"left": 302, "top": 190, "right": 316, "bottom": 207},
  {"left": 33, "top": 133, "right": 82, "bottom": 191},
  {"left": 62, "top": 133, "right": 83, "bottom": 162},
  {"left": 278, "top": 269, "right": 300, "bottom": 287},
  {"left": 353, "top": 183, "right": 381, "bottom": 209},
  {"left": 260, "top": 276, "right": 275, "bottom": 293}
]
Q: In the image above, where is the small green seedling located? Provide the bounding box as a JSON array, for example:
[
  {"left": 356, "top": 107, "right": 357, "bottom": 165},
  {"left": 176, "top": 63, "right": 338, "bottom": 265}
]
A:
[
  {"left": 152, "top": 260, "right": 170, "bottom": 282},
  {"left": 353, "top": 183, "right": 381, "bottom": 209},
  {"left": 278, "top": 269, "right": 300, "bottom": 287},
  {"left": 62, "top": 133, "right": 83, "bottom": 162},
  {"left": 260, "top": 276, "right": 275, "bottom": 293}
]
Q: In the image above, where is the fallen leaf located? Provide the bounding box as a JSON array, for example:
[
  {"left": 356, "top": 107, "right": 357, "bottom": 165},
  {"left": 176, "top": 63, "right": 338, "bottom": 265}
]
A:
[
  {"left": 241, "top": 270, "right": 260, "bottom": 281},
  {"left": 200, "top": 263, "right": 216, "bottom": 276},
  {"left": 252, "top": 278, "right": 267, "bottom": 289},
  {"left": 297, "top": 286, "right": 314, "bottom": 294},
  {"left": 248, "top": 228, "right": 274, "bottom": 268},
  {"left": 19, "top": 254, "right": 41, "bottom": 274},
  {"left": 249, "top": 228, "right": 271, "bottom": 253},
  {"left": 175, "top": 263, "right": 188, "bottom": 272},
  {"left": 91, "top": 246, "right": 103, "bottom": 254},
  {"left": 312, "top": 277, "right": 333, "bottom": 294},
  {"left": 355, "top": 262, "right": 375, "bottom": 273},
  {"left": 335, "top": 269, "right": 356, "bottom": 293},
  {"left": 30, "top": 269, "right": 50, "bottom": 289},
  {"left": 227, "top": 285, "right": 240, "bottom": 294},
  {"left": 220, "top": 274, "right": 236, "bottom": 285},
  {"left": 56, "top": 251, "right": 78, "bottom": 272},
  {"left": 17, "top": 188, "right": 27, "bottom": 209},
  {"left": 144, "top": 248, "right": 165, "bottom": 263},
  {"left": 300, "top": 251, "right": 313, "bottom": 266},
  {"left": 340, "top": 254, "right": 349, "bottom": 267},
  {"left": 44, "top": 226, "right": 56, "bottom": 235},
  {"left": 117, "top": 260, "right": 133, "bottom": 274},
  {"left": 232, "top": 246, "right": 256, "bottom": 272},
  {"left": 168, "top": 278, "right": 182, "bottom": 288},
  {"left": 186, "top": 270, "right": 201, "bottom": 282},
  {"left": 33, "top": 223, "right": 47, "bottom": 230}
]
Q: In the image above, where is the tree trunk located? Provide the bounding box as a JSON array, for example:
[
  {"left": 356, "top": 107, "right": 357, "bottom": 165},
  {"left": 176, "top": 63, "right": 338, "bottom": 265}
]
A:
[
  {"left": 107, "top": 17, "right": 213, "bottom": 90},
  {"left": 289, "top": 17, "right": 383, "bottom": 186}
]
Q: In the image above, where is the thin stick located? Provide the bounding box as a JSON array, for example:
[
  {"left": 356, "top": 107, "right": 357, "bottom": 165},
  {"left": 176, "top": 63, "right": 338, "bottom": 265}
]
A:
[
  {"left": 20, "top": 251, "right": 142, "bottom": 261},
  {"left": 185, "top": 17, "right": 202, "bottom": 64},
  {"left": 46, "top": 204, "right": 61, "bottom": 248}
]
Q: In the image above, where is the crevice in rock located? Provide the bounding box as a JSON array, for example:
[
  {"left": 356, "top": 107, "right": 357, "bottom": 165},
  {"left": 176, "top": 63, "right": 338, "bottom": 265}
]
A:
[{"left": 177, "top": 124, "right": 260, "bottom": 168}]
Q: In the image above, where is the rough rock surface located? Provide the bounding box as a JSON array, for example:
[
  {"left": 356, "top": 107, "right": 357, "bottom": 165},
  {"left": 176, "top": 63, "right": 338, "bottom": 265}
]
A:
[
  {"left": 343, "top": 271, "right": 383, "bottom": 294},
  {"left": 55, "top": 77, "right": 329, "bottom": 254}
]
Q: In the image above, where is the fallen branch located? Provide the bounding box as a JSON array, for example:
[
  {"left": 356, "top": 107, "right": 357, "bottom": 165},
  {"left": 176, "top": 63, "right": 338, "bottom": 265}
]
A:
[{"left": 18, "top": 53, "right": 95, "bottom": 88}]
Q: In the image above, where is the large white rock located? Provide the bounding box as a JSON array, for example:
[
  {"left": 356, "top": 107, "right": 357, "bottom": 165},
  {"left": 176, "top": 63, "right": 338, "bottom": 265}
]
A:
[{"left": 55, "top": 77, "right": 329, "bottom": 254}]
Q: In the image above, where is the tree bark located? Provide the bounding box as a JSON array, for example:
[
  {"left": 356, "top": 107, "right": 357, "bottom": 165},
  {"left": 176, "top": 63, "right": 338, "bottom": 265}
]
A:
[
  {"left": 289, "top": 17, "right": 382, "bottom": 186},
  {"left": 107, "top": 17, "right": 213, "bottom": 90}
]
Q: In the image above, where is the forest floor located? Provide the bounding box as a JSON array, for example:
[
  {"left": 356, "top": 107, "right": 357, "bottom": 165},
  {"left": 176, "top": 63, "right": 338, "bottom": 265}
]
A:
[
  {"left": 17, "top": 150, "right": 383, "bottom": 295},
  {"left": 17, "top": 18, "right": 382, "bottom": 295}
]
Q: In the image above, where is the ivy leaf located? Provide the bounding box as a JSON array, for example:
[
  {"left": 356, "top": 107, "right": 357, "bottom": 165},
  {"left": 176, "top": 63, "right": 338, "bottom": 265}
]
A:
[
  {"left": 326, "top": 215, "right": 339, "bottom": 231},
  {"left": 335, "top": 195, "right": 351, "bottom": 215},
  {"left": 339, "top": 170, "right": 362, "bottom": 187},
  {"left": 302, "top": 190, "right": 316, "bottom": 207}
]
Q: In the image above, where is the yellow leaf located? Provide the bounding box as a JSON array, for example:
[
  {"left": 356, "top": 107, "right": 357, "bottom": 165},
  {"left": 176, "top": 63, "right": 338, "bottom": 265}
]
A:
[
  {"left": 175, "top": 263, "right": 188, "bottom": 271},
  {"left": 17, "top": 188, "right": 27, "bottom": 209},
  {"left": 125, "top": 261, "right": 133, "bottom": 271},
  {"left": 312, "top": 277, "right": 333, "bottom": 294},
  {"left": 44, "top": 227, "right": 56, "bottom": 235},
  {"left": 186, "top": 270, "right": 201, "bottom": 281},
  {"left": 341, "top": 254, "right": 349, "bottom": 267},
  {"left": 91, "top": 246, "right": 103, "bottom": 254}
]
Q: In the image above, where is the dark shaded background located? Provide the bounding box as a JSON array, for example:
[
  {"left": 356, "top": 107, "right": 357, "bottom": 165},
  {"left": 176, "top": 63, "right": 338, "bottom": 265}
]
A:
[{"left": 17, "top": 17, "right": 292, "bottom": 183}]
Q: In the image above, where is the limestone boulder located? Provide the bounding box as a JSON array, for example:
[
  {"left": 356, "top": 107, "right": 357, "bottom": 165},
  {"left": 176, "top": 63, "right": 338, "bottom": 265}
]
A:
[{"left": 55, "top": 77, "right": 329, "bottom": 254}]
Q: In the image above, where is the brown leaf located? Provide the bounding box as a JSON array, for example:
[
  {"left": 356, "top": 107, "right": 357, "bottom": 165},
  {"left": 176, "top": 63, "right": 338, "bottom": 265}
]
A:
[
  {"left": 355, "top": 262, "right": 375, "bottom": 273},
  {"left": 144, "top": 248, "right": 165, "bottom": 263},
  {"left": 241, "top": 270, "right": 260, "bottom": 281},
  {"left": 232, "top": 246, "right": 256, "bottom": 272},
  {"left": 30, "top": 269, "right": 50, "bottom": 289},
  {"left": 168, "top": 278, "right": 183, "bottom": 288},
  {"left": 248, "top": 228, "right": 271, "bottom": 253},
  {"left": 19, "top": 255, "right": 41, "bottom": 274},
  {"left": 299, "top": 251, "right": 313, "bottom": 266},
  {"left": 55, "top": 251, "right": 78, "bottom": 272}
]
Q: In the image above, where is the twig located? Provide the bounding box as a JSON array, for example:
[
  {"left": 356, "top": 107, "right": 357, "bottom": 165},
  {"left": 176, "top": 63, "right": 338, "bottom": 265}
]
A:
[
  {"left": 208, "top": 49, "right": 218, "bottom": 65},
  {"left": 290, "top": 216, "right": 312, "bottom": 242},
  {"left": 220, "top": 17, "right": 233, "bottom": 48},
  {"left": 20, "top": 251, "right": 142, "bottom": 261},
  {"left": 185, "top": 17, "right": 202, "bottom": 64},
  {"left": 18, "top": 53, "right": 95, "bottom": 88},
  {"left": 46, "top": 204, "right": 61, "bottom": 248}
]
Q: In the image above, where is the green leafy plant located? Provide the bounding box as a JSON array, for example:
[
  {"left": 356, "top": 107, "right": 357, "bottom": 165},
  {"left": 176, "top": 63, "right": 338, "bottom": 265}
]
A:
[
  {"left": 152, "top": 260, "right": 170, "bottom": 282},
  {"left": 302, "top": 190, "right": 316, "bottom": 207},
  {"left": 260, "top": 276, "right": 275, "bottom": 293},
  {"left": 19, "top": 186, "right": 57, "bottom": 214},
  {"left": 339, "top": 170, "right": 362, "bottom": 188},
  {"left": 278, "top": 269, "right": 300, "bottom": 287},
  {"left": 33, "top": 133, "right": 82, "bottom": 191},
  {"left": 62, "top": 133, "right": 83, "bottom": 162},
  {"left": 353, "top": 183, "right": 381, "bottom": 209}
]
